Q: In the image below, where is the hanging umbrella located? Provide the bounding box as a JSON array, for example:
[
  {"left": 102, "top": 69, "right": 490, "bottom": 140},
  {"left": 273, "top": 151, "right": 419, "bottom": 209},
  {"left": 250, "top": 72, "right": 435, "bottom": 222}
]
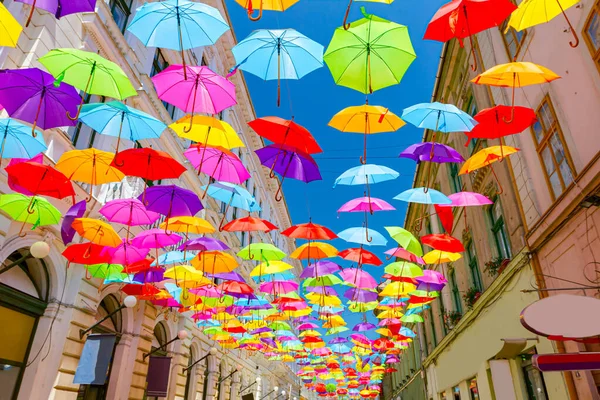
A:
[
  {"left": 459, "top": 145, "right": 520, "bottom": 193},
  {"left": 139, "top": 185, "right": 203, "bottom": 230},
  {"left": 324, "top": 7, "right": 416, "bottom": 94},
  {"left": 282, "top": 221, "right": 337, "bottom": 240},
  {"left": 55, "top": 148, "right": 124, "bottom": 201},
  {"left": 5, "top": 161, "right": 75, "bottom": 202},
  {"left": 234, "top": 0, "right": 298, "bottom": 20},
  {"left": 415, "top": 270, "right": 448, "bottom": 292},
  {"left": 62, "top": 243, "right": 111, "bottom": 266},
  {"left": 0, "top": 2, "right": 22, "bottom": 47},
  {"left": 191, "top": 251, "right": 238, "bottom": 274},
  {"left": 230, "top": 29, "right": 323, "bottom": 106},
  {"left": 78, "top": 101, "right": 167, "bottom": 154},
  {"left": 439, "top": 191, "right": 493, "bottom": 227},
  {"left": 72, "top": 218, "right": 122, "bottom": 248},
  {"left": 224, "top": 217, "right": 278, "bottom": 257},
  {"left": 151, "top": 251, "right": 194, "bottom": 266},
  {"left": 399, "top": 142, "right": 464, "bottom": 164},
  {"left": 170, "top": 116, "right": 244, "bottom": 149},
  {"left": 338, "top": 196, "right": 394, "bottom": 216},
  {"left": 340, "top": 269, "right": 377, "bottom": 288},
  {"left": 394, "top": 187, "right": 452, "bottom": 205},
  {"left": 0, "top": 68, "right": 81, "bottom": 135},
  {"left": 334, "top": 164, "right": 399, "bottom": 187},
  {"left": 472, "top": 62, "right": 560, "bottom": 122},
  {"left": 250, "top": 260, "right": 293, "bottom": 277},
  {"left": 338, "top": 227, "right": 387, "bottom": 246},
  {"left": 338, "top": 248, "right": 382, "bottom": 267},
  {"left": 384, "top": 226, "right": 423, "bottom": 256},
  {"left": 86, "top": 263, "right": 127, "bottom": 281},
  {"left": 0, "top": 193, "right": 61, "bottom": 236},
  {"left": 248, "top": 116, "right": 322, "bottom": 154},
  {"left": 202, "top": 182, "right": 259, "bottom": 230},
  {"left": 0, "top": 118, "right": 47, "bottom": 161},
  {"left": 239, "top": 244, "right": 286, "bottom": 263},
  {"left": 61, "top": 200, "right": 87, "bottom": 245},
  {"left": 255, "top": 145, "right": 321, "bottom": 201},
  {"left": 151, "top": 65, "right": 236, "bottom": 128},
  {"left": 466, "top": 105, "right": 536, "bottom": 147},
  {"left": 39, "top": 49, "right": 137, "bottom": 120},
  {"left": 384, "top": 247, "right": 425, "bottom": 264},
  {"left": 423, "top": 250, "right": 462, "bottom": 264},
  {"left": 260, "top": 280, "right": 299, "bottom": 295},
  {"left": 506, "top": 0, "right": 580, "bottom": 47},
  {"left": 127, "top": 0, "right": 229, "bottom": 79},
  {"left": 132, "top": 229, "right": 182, "bottom": 250},
  {"left": 179, "top": 237, "right": 229, "bottom": 252},
  {"left": 424, "top": 0, "right": 516, "bottom": 70},
  {"left": 291, "top": 242, "right": 337, "bottom": 261},
  {"left": 104, "top": 240, "right": 150, "bottom": 266},
  {"left": 421, "top": 233, "right": 464, "bottom": 253},
  {"left": 16, "top": 0, "right": 96, "bottom": 27},
  {"left": 329, "top": 104, "right": 404, "bottom": 164},
  {"left": 99, "top": 198, "right": 160, "bottom": 239},
  {"left": 184, "top": 145, "right": 250, "bottom": 195}
]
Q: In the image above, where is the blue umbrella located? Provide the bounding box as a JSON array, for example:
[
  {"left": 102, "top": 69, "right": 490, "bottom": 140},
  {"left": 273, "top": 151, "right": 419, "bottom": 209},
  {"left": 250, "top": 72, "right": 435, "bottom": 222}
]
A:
[
  {"left": 331, "top": 344, "right": 351, "bottom": 354},
  {"left": 394, "top": 187, "right": 452, "bottom": 205},
  {"left": 0, "top": 118, "right": 47, "bottom": 161},
  {"left": 231, "top": 29, "right": 323, "bottom": 106},
  {"left": 127, "top": 0, "right": 229, "bottom": 79},
  {"left": 202, "top": 181, "right": 260, "bottom": 230},
  {"left": 151, "top": 251, "right": 194, "bottom": 266},
  {"left": 333, "top": 164, "right": 399, "bottom": 187},
  {"left": 338, "top": 227, "right": 387, "bottom": 246},
  {"left": 401, "top": 102, "right": 477, "bottom": 133},
  {"left": 78, "top": 101, "right": 167, "bottom": 153}
]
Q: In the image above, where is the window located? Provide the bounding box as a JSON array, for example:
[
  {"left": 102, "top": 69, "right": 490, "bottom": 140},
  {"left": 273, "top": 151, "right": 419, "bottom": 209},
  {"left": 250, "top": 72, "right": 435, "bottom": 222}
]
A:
[
  {"left": 150, "top": 50, "right": 177, "bottom": 119},
  {"left": 531, "top": 96, "right": 576, "bottom": 199},
  {"left": 69, "top": 94, "right": 106, "bottom": 149},
  {"left": 466, "top": 240, "right": 483, "bottom": 292},
  {"left": 521, "top": 350, "right": 549, "bottom": 400},
  {"left": 488, "top": 200, "right": 511, "bottom": 260},
  {"left": 453, "top": 386, "right": 462, "bottom": 399},
  {"left": 110, "top": 0, "right": 134, "bottom": 33},
  {"left": 584, "top": 1, "right": 600, "bottom": 72},
  {"left": 469, "top": 378, "right": 479, "bottom": 400},
  {"left": 448, "top": 162, "right": 462, "bottom": 193},
  {"left": 500, "top": 18, "right": 527, "bottom": 61},
  {"left": 216, "top": 362, "right": 224, "bottom": 399},
  {"left": 449, "top": 269, "right": 462, "bottom": 314}
]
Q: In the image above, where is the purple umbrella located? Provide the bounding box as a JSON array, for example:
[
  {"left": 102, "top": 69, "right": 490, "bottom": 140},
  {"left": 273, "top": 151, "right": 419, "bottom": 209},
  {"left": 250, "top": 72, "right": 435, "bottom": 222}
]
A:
[
  {"left": 16, "top": 0, "right": 96, "bottom": 27},
  {"left": 139, "top": 185, "right": 203, "bottom": 229},
  {"left": 103, "top": 240, "right": 149, "bottom": 266},
  {"left": 305, "top": 286, "right": 338, "bottom": 296},
  {"left": 329, "top": 337, "right": 348, "bottom": 344},
  {"left": 0, "top": 68, "right": 80, "bottom": 135},
  {"left": 255, "top": 144, "right": 321, "bottom": 202},
  {"left": 344, "top": 287, "right": 378, "bottom": 302},
  {"left": 133, "top": 267, "right": 165, "bottom": 284},
  {"left": 339, "top": 268, "right": 377, "bottom": 288},
  {"left": 179, "top": 237, "right": 229, "bottom": 252},
  {"left": 251, "top": 327, "right": 273, "bottom": 334},
  {"left": 353, "top": 322, "right": 376, "bottom": 332},
  {"left": 99, "top": 198, "right": 160, "bottom": 239},
  {"left": 61, "top": 200, "right": 86, "bottom": 245},
  {"left": 399, "top": 142, "right": 464, "bottom": 163},
  {"left": 415, "top": 270, "right": 448, "bottom": 292},
  {"left": 205, "top": 271, "right": 245, "bottom": 282},
  {"left": 300, "top": 260, "right": 341, "bottom": 279}
]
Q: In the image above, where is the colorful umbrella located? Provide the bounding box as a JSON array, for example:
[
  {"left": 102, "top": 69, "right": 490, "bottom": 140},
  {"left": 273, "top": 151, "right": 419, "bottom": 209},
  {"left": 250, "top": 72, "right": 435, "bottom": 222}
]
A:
[
  {"left": 338, "top": 247, "right": 382, "bottom": 267},
  {"left": 459, "top": 145, "right": 520, "bottom": 193},
  {"left": 231, "top": 29, "right": 323, "bottom": 105},
  {"left": 239, "top": 244, "right": 286, "bottom": 262},
  {"left": 0, "top": 193, "right": 61, "bottom": 236},
  {"left": 282, "top": 221, "right": 337, "bottom": 240},
  {"left": 132, "top": 229, "right": 182, "bottom": 249},
  {"left": 104, "top": 241, "right": 150, "bottom": 266},
  {"left": 421, "top": 233, "right": 464, "bottom": 253},
  {"left": 338, "top": 196, "right": 394, "bottom": 215},
  {"left": 170, "top": 116, "right": 245, "bottom": 149},
  {"left": 384, "top": 227, "right": 423, "bottom": 256},
  {"left": 423, "top": 250, "right": 462, "bottom": 264},
  {"left": 0, "top": 68, "right": 80, "bottom": 135},
  {"left": 338, "top": 227, "right": 387, "bottom": 246},
  {"left": 127, "top": 0, "right": 229, "bottom": 77},
  {"left": 234, "top": 0, "right": 298, "bottom": 20},
  {"left": 334, "top": 164, "right": 399, "bottom": 187},
  {"left": 179, "top": 237, "right": 229, "bottom": 252},
  {"left": 466, "top": 105, "right": 536, "bottom": 147},
  {"left": 184, "top": 145, "right": 250, "bottom": 193},
  {"left": 191, "top": 251, "right": 238, "bottom": 274},
  {"left": 72, "top": 218, "right": 122, "bottom": 248},
  {"left": 99, "top": 198, "right": 160, "bottom": 239},
  {"left": 17, "top": 0, "right": 96, "bottom": 27},
  {"left": 5, "top": 161, "right": 75, "bottom": 202},
  {"left": 202, "top": 182, "right": 259, "bottom": 229},
  {"left": 0, "top": 2, "right": 22, "bottom": 47},
  {"left": 291, "top": 242, "right": 337, "bottom": 261},
  {"left": 399, "top": 142, "right": 464, "bottom": 164},
  {"left": 0, "top": 118, "right": 47, "bottom": 161},
  {"left": 139, "top": 185, "right": 203, "bottom": 227},
  {"left": 324, "top": 7, "right": 416, "bottom": 94},
  {"left": 248, "top": 116, "right": 322, "bottom": 154},
  {"left": 384, "top": 247, "right": 425, "bottom": 264},
  {"left": 39, "top": 49, "right": 137, "bottom": 119},
  {"left": 394, "top": 187, "right": 452, "bottom": 205},
  {"left": 61, "top": 200, "right": 87, "bottom": 245}
]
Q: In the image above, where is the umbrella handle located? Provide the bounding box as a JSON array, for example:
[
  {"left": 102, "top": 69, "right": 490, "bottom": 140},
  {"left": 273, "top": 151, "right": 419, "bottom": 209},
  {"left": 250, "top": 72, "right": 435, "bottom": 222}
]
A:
[
  {"left": 558, "top": 0, "right": 579, "bottom": 47},
  {"left": 275, "top": 182, "right": 284, "bottom": 202},
  {"left": 489, "top": 163, "right": 504, "bottom": 195},
  {"left": 25, "top": 0, "right": 37, "bottom": 27},
  {"left": 183, "top": 115, "right": 194, "bottom": 133},
  {"left": 248, "top": 0, "right": 263, "bottom": 21},
  {"left": 85, "top": 268, "right": 92, "bottom": 280},
  {"left": 218, "top": 214, "right": 227, "bottom": 232},
  {"left": 18, "top": 221, "right": 28, "bottom": 238},
  {"left": 343, "top": 0, "right": 353, "bottom": 30},
  {"left": 502, "top": 77, "right": 516, "bottom": 124},
  {"left": 67, "top": 70, "right": 94, "bottom": 121}
]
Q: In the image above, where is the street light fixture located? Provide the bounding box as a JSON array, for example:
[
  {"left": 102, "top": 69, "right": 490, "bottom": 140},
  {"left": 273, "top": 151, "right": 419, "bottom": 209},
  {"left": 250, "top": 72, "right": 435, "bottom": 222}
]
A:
[
  {"left": 0, "top": 241, "right": 50, "bottom": 275},
  {"left": 274, "top": 390, "right": 286, "bottom": 399},
  {"left": 182, "top": 347, "right": 218, "bottom": 374},
  {"left": 79, "top": 295, "right": 137, "bottom": 339},
  {"left": 143, "top": 329, "right": 188, "bottom": 360},
  {"left": 261, "top": 386, "right": 278, "bottom": 399}
]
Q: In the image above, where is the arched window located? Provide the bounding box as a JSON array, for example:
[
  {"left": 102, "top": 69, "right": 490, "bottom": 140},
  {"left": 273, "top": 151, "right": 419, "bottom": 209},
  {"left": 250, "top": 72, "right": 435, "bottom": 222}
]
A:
[
  {"left": 77, "top": 294, "right": 122, "bottom": 399},
  {"left": 201, "top": 357, "right": 210, "bottom": 400},
  {"left": 0, "top": 250, "right": 50, "bottom": 400},
  {"left": 183, "top": 346, "right": 195, "bottom": 400},
  {"left": 145, "top": 322, "right": 169, "bottom": 400}
]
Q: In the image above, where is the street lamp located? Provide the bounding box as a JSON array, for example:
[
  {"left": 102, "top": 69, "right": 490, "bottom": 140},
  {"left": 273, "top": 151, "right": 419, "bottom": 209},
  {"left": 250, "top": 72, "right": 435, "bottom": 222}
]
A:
[
  {"left": 143, "top": 329, "right": 188, "bottom": 360},
  {"left": 79, "top": 295, "right": 137, "bottom": 339},
  {"left": 0, "top": 241, "right": 50, "bottom": 275},
  {"left": 218, "top": 364, "right": 242, "bottom": 384},
  {"left": 240, "top": 376, "right": 261, "bottom": 394},
  {"left": 274, "top": 390, "right": 286, "bottom": 399},
  {"left": 261, "top": 386, "right": 278, "bottom": 399},
  {"left": 182, "top": 347, "right": 218, "bottom": 374}
]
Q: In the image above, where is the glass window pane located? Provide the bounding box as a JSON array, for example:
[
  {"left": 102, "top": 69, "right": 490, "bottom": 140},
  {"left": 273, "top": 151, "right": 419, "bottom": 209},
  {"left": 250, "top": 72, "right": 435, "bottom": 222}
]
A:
[
  {"left": 559, "top": 159, "right": 574, "bottom": 187},
  {"left": 549, "top": 171, "right": 562, "bottom": 197},
  {"left": 532, "top": 121, "right": 544, "bottom": 144},
  {"left": 0, "top": 364, "right": 21, "bottom": 399},
  {"left": 550, "top": 133, "right": 566, "bottom": 165},
  {"left": 0, "top": 305, "right": 36, "bottom": 363},
  {"left": 541, "top": 147, "right": 555, "bottom": 175},
  {"left": 539, "top": 103, "right": 554, "bottom": 130},
  {"left": 586, "top": 10, "right": 600, "bottom": 51}
]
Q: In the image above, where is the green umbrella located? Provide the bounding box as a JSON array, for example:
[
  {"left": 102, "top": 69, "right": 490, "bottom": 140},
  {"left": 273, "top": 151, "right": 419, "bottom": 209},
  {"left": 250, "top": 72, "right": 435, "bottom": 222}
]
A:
[
  {"left": 400, "top": 314, "right": 424, "bottom": 323},
  {"left": 237, "top": 243, "right": 286, "bottom": 262},
  {"left": 302, "top": 274, "right": 343, "bottom": 287},
  {"left": 39, "top": 49, "right": 137, "bottom": 120},
  {"left": 86, "top": 263, "right": 127, "bottom": 281},
  {"left": 326, "top": 326, "right": 350, "bottom": 335},
  {"left": 269, "top": 321, "right": 292, "bottom": 330},
  {"left": 203, "top": 327, "right": 224, "bottom": 335},
  {"left": 384, "top": 226, "right": 423, "bottom": 256},
  {"left": 324, "top": 7, "right": 416, "bottom": 94},
  {"left": 0, "top": 193, "right": 61, "bottom": 237},
  {"left": 384, "top": 261, "right": 423, "bottom": 278}
]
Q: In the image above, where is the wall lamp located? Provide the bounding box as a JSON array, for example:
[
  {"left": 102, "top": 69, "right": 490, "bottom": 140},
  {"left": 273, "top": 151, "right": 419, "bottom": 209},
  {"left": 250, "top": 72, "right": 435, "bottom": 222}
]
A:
[
  {"left": 218, "top": 364, "right": 242, "bottom": 384},
  {"left": 79, "top": 295, "right": 137, "bottom": 339},
  {"left": 273, "top": 390, "right": 287, "bottom": 399},
  {"left": 239, "top": 376, "right": 261, "bottom": 394},
  {"left": 182, "top": 347, "right": 218, "bottom": 374},
  {"left": 261, "top": 386, "right": 279, "bottom": 399},
  {"left": 0, "top": 241, "right": 50, "bottom": 276},
  {"left": 143, "top": 329, "right": 188, "bottom": 360}
]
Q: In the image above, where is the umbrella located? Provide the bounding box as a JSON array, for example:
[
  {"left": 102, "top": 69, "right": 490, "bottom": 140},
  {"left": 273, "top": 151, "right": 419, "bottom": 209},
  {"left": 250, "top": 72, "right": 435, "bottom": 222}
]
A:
[
  {"left": 61, "top": 200, "right": 87, "bottom": 245},
  {"left": 170, "top": 115, "right": 245, "bottom": 149},
  {"left": 338, "top": 227, "right": 387, "bottom": 246},
  {"left": 62, "top": 243, "right": 111, "bottom": 266},
  {"left": 231, "top": 29, "right": 323, "bottom": 106},
  {"left": 139, "top": 185, "right": 203, "bottom": 229},
  {"left": 151, "top": 251, "right": 194, "bottom": 266},
  {"left": 340, "top": 269, "right": 377, "bottom": 288},
  {"left": 300, "top": 261, "right": 342, "bottom": 279},
  {"left": 415, "top": 270, "right": 448, "bottom": 292},
  {"left": 466, "top": 105, "right": 537, "bottom": 147},
  {"left": 0, "top": 193, "right": 61, "bottom": 236},
  {"left": 291, "top": 242, "right": 337, "bottom": 261},
  {"left": 39, "top": 49, "right": 137, "bottom": 120},
  {"left": 99, "top": 198, "right": 160, "bottom": 239},
  {"left": 459, "top": 146, "right": 520, "bottom": 193},
  {"left": 439, "top": 191, "right": 493, "bottom": 228},
  {"left": 86, "top": 263, "right": 127, "bottom": 281},
  {"left": 104, "top": 241, "right": 149, "bottom": 266},
  {"left": 72, "top": 218, "right": 122, "bottom": 248},
  {"left": 324, "top": 7, "right": 416, "bottom": 94},
  {"left": 234, "top": 0, "right": 298, "bottom": 20},
  {"left": 179, "top": 237, "right": 229, "bottom": 252},
  {"left": 202, "top": 182, "right": 259, "bottom": 230},
  {"left": 5, "top": 161, "right": 75, "bottom": 202},
  {"left": 506, "top": 0, "right": 580, "bottom": 47},
  {"left": 421, "top": 233, "right": 464, "bottom": 253},
  {"left": 132, "top": 229, "right": 182, "bottom": 250},
  {"left": 0, "top": 118, "right": 47, "bottom": 162},
  {"left": 248, "top": 116, "right": 322, "bottom": 154},
  {"left": 250, "top": 260, "right": 294, "bottom": 276},
  {"left": 127, "top": 0, "right": 229, "bottom": 78},
  {"left": 0, "top": 68, "right": 80, "bottom": 135},
  {"left": 239, "top": 244, "right": 286, "bottom": 263},
  {"left": 329, "top": 104, "right": 404, "bottom": 163},
  {"left": 159, "top": 216, "right": 215, "bottom": 237},
  {"left": 399, "top": 142, "right": 464, "bottom": 164},
  {"left": 255, "top": 145, "right": 321, "bottom": 201},
  {"left": 55, "top": 148, "right": 124, "bottom": 201},
  {"left": 282, "top": 221, "right": 337, "bottom": 240},
  {"left": 0, "top": 2, "right": 22, "bottom": 47},
  {"left": 224, "top": 216, "right": 278, "bottom": 257},
  {"left": 334, "top": 164, "right": 399, "bottom": 187},
  {"left": 384, "top": 248, "right": 425, "bottom": 264},
  {"left": 424, "top": 0, "right": 516, "bottom": 70},
  {"left": 260, "top": 281, "right": 299, "bottom": 295},
  {"left": 338, "top": 247, "right": 382, "bottom": 267},
  {"left": 17, "top": 0, "right": 96, "bottom": 27},
  {"left": 384, "top": 226, "right": 423, "bottom": 256},
  {"left": 338, "top": 196, "right": 394, "bottom": 215},
  {"left": 6, "top": 154, "right": 43, "bottom": 195},
  {"left": 184, "top": 145, "right": 250, "bottom": 195},
  {"left": 472, "top": 62, "right": 560, "bottom": 122},
  {"left": 423, "top": 250, "right": 462, "bottom": 264},
  {"left": 191, "top": 251, "right": 238, "bottom": 274},
  {"left": 78, "top": 101, "right": 167, "bottom": 154},
  {"left": 394, "top": 187, "right": 452, "bottom": 205},
  {"left": 151, "top": 65, "right": 236, "bottom": 128}
]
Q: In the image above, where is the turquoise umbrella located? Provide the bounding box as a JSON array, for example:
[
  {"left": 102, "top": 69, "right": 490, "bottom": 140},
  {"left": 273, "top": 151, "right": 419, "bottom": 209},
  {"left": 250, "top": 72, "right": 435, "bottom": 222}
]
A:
[
  {"left": 201, "top": 181, "right": 260, "bottom": 230},
  {"left": 394, "top": 187, "right": 452, "bottom": 205},
  {"left": 78, "top": 101, "right": 167, "bottom": 154},
  {"left": 0, "top": 118, "right": 47, "bottom": 162},
  {"left": 338, "top": 226, "right": 387, "bottom": 246},
  {"left": 151, "top": 251, "right": 194, "bottom": 266},
  {"left": 333, "top": 164, "right": 399, "bottom": 187}
]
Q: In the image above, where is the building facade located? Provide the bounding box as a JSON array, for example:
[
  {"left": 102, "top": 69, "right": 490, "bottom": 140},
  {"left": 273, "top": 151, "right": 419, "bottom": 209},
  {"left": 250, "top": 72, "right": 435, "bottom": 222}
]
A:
[
  {"left": 383, "top": 0, "right": 600, "bottom": 398},
  {"left": 0, "top": 1, "right": 306, "bottom": 399}
]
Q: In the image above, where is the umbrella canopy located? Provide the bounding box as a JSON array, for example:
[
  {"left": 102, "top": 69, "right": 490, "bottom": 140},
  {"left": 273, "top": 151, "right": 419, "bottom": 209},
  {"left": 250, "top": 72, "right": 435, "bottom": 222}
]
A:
[
  {"left": 423, "top": 250, "right": 462, "bottom": 264},
  {"left": 340, "top": 269, "right": 377, "bottom": 288},
  {"left": 179, "top": 237, "right": 229, "bottom": 252},
  {"left": 160, "top": 216, "right": 215, "bottom": 235},
  {"left": 191, "top": 251, "right": 238, "bottom": 273},
  {"left": 248, "top": 117, "right": 322, "bottom": 154},
  {"left": 16, "top": 0, "right": 96, "bottom": 26},
  {"left": 334, "top": 164, "right": 399, "bottom": 187},
  {"left": 112, "top": 147, "right": 186, "bottom": 181},
  {"left": 402, "top": 102, "right": 477, "bottom": 132},
  {"left": 184, "top": 144, "right": 250, "bottom": 185},
  {"left": 140, "top": 185, "right": 203, "bottom": 219},
  {"left": 394, "top": 187, "right": 452, "bottom": 205},
  {"left": 239, "top": 244, "right": 286, "bottom": 262},
  {"left": 72, "top": 218, "right": 122, "bottom": 247},
  {"left": 234, "top": 0, "right": 298, "bottom": 20},
  {"left": 465, "top": 105, "right": 536, "bottom": 146},
  {"left": 300, "top": 261, "right": 342, "bottom": 278},
  {"left": 132, "top": 229, "right": 182, "bottom": 249},
  {"left": 338, "top": 197, "right": 395, "bottom": 214},
  {"left": 0, "top": 68, "right": 80, "bottom": 134},
  {"left": 324, "top": 7, "right": 416, "bottom": 94},
  {"left": 384, "top": 227, "right": 423, "bottom": 256},
  {"left": 384, "top": 248, "right": 425, "bottom": 265},
  {"left": 231, "top": 29, "right": 323, "bottom": 106},
  {"left": 399, "top": 142, "right": 464, "bottom": 163},
  {"left": 61, "top": 200, "right": 87, "bottom": 245},
  {"left": 421, "top": 233, "right": 464, "bottom": 253},
  {"left": 100, "top": 198, "right": 160, "bottom": 226},
  {"left": 5, "top": 161, "right": 75, "bottom": 202},
  {"left": 338, "top": 248, "right": 382, "bottom": 266},
  {"left": 0, "top": 118, "right": 47, "bottom": 160},
  {"left": 291, "top": 242, "right": 338, "bottom": 260},
  {"left": 202, "top": 182, "right": 259, "bottom": 229},
  {"left": 282, "top": 222, "right": 337, "bottom": 240},
  {"left": 460, "top": 146, "right": 520, "bottom": 174},
  {"left": 0, "top": 2, "right": 22, "bottom": 47},
  {"left": 338, "top": 227, "right": 387, "bottom": 246},
  {"left": 170, "top": 116, "right": 244, "bottom": 149},
  {"left": 443, "top": 191, "right": 493, "bottom": 207},
  {"left": 0, "top": 193, "right": 61, "bottom": 235},
  {"left": 250, "top": 260, "right": 294, "bottom": 276}
]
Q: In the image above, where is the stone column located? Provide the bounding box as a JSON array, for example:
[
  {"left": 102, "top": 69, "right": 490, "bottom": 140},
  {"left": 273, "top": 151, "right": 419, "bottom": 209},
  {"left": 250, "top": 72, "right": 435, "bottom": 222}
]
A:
[{"left": 230, "top": 370, "right": 241, "bottom": 399}]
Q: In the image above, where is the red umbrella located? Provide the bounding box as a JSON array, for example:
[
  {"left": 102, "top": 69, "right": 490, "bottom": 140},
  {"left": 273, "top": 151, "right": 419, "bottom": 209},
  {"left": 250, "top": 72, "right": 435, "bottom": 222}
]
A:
[
  {"left": 216, "top": 280, "right": 254, "bottom": 295},
  {"left": 112, "top": 147, "right": 186, "bottom": 180},
  {"left": 222, "top": 216, "right": 278, "bottom": 256},
  {"left": 424, "top": 0, "right": 516, "bottom": 70},
  {"left": 122, "top": 283, "right": 160, "bottom": 298},
  {"left": 338, "top": 247, "right": 382, "bottom": 266},
  {"left": 281, "top": 221, "right": 337, "bottom": 240},
  {"left": 466, "top": 105, "right": 537, "bottom": 146},
  {"left": 421, "top": 233, "right": 465, "bottom": 252},
  {"left": 62, "top": 243, "right": 110, "bottom": 266},
  {"left": 124, "top": 258, "right": 155, "bottom": 274},
  {"left": 6, "top": 161, "right": 75, "bottom": 203}
]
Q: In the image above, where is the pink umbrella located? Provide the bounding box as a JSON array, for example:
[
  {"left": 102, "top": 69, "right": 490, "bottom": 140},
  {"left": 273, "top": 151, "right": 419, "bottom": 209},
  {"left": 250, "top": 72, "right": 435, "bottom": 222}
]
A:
[
  {"left": 384, "top": 247, "right": 426, "bottom": 264},
  {"left": 151, "top": 65, "right": 236, "bottom": 130},
  {"left": 189, "top": 285, "right": 221, "bottom": 297},
  {"left": 151, "top": 298, "right": 183, "bottom": 307},
  {"left": 259, "top": 280, "right": 299, "bottom": 295},
  {"left": 312, "top": 348, "right": 332, "bottom": 356},
  {"left": 378, "top": 318, "right": 401, "bottom": 326},
  {"left": 99, "top": 198, "right": 160, "bottom": 239},
  {"left": 339, "top": 268, "right": 377, "bottom": 289},
  {"left": 297, "top": 322, "right": 320, "bottom": 330},
  {"left": 102, "top": 240, "right": 149, "bottom": 266},
  {"left": 131, "top": 228, "right": 182, "bottom": 250},
  {"left": 415, "top": 270, "right": 448, "bottom": 292},
  {"left": 337, "top": 196, "right": 395, "bottom": 215},
  {"left": 439, "top": 191, "right": 493, "bottom": 227}
]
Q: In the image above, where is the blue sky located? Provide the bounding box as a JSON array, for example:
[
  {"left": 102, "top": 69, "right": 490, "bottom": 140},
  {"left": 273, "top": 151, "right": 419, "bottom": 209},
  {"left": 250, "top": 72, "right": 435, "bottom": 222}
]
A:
[{"left": 225, "top": 0, "right": 445, "bottom": 338}]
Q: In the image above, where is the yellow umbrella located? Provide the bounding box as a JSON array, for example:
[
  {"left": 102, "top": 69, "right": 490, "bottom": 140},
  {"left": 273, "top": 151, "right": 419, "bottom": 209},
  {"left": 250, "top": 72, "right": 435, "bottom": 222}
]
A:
[
  {"left": 250, "top": 260, "right": 294, "bottom": 277},
  {"left": 169, "top": 115, "right": 245, "bottom": 149},
  {"left": 506, "top": 0, "right": 580, "bottom": 47},
  {"left": 423, "top": 250, "right": 462, "bottom": 264},
  {"left": 191, "top": 251, "right": 238, "bottom": 274},
  {"left": 306, "top": 292, "right": 342, "bottom": 307},
  {"left": 472, "top": 62, "right": 560, "bottom": 122},
  {"left": 164, "top": 264, "right": 208, "bottom": 282},
  {"left": 290, "top": 242, "right": 338, "bottom": 260},
  {"left": 72, "top": 218, "right": 121, "bottom": 247},
  {"left": 160, "top": 216, "right": 214, "bottom": 235},
  {"left": 376, "top": 309, "right": 404, "bottom": 319},
  {"left": 299, "top": 330, "right": 322, "bottom": 337},
  {"left": 459, "top": 145, "right": 520, "bottom": 194},
  {"left": 234, "top": 0, "right": 298, "bottom": 21},
  {"left": 56, "top": 149, "right": 124, "bottom": 201},
  {"left": 329, "top": 104, "right": 404, "bottom": 163},
  {"left": 379, "top": 281, "right": 417, "bottom": 298},
  {"left": 0, "top": 3, "right": 22, "bottom": 48}
]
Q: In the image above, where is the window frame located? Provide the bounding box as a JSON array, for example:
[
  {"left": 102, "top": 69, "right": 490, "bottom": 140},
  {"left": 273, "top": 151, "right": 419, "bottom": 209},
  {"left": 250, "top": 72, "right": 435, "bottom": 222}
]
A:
[
  {"left": 109, "top": 0, "right": 134, "bottom": 33},
  {"left": 448, "top": 268, "right": 463, "bottom": 314},
  {"left": 530, "top": 95, "right": 577, "bottom": 200},
  {"left": 583, "top": 1, "right": 600, "bottom": 74},
  {"left": 487, "top": 199, "right": 511, "bottom": 260},
  {"left": 150, "top": 49, "right": 177, "bottom": 119},
  {"left": 466, "top": 239, "right": 483, "bottom": 292}
]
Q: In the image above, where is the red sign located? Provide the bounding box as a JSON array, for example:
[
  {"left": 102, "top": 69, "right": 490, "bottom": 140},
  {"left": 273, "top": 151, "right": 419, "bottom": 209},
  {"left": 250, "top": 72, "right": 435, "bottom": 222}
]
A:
[{"left": 533, "top": 353, "right": 600, "bottom": 372}]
